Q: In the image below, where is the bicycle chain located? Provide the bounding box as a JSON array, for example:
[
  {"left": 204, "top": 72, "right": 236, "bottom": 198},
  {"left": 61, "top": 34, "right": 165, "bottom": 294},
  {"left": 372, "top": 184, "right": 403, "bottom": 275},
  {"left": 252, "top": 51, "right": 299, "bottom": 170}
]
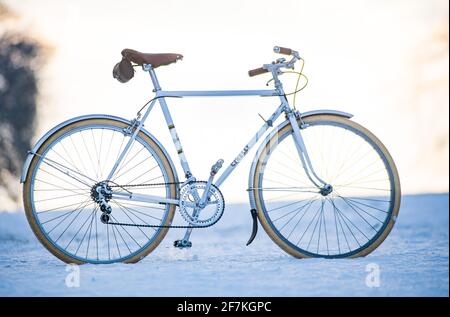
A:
[
  {"left": 109, "top": 181, "right": 183, "bottom": 189},
  {"left": 105, "top": 181, "right": 225, "bottom": 229}
]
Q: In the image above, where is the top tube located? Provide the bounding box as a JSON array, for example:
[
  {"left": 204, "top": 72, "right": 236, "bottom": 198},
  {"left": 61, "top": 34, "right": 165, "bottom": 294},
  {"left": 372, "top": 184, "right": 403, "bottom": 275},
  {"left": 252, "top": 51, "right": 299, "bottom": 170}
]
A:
[{"left": 155, "top": 90, "right": 279, "bottom": 97}]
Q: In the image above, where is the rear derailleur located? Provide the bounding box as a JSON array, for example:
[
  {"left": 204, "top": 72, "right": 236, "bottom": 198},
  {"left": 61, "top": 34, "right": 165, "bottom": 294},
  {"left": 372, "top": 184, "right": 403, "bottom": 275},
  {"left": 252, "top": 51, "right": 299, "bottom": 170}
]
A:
[{"left": 90, "top": 182, "right": 113, "bottom": 224}]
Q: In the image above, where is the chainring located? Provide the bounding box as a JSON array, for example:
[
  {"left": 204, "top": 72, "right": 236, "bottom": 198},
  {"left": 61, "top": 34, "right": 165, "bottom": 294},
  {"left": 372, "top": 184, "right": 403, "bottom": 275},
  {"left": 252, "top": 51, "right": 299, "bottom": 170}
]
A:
[{"left": 179, "top": 181, "right": 225, "bottom": 226}]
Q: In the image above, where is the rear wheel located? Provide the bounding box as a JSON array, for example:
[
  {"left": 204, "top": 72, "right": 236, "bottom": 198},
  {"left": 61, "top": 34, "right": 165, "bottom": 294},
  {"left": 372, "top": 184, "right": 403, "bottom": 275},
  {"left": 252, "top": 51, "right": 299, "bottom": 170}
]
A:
[
  {"left": 23, "top": 118, "right": 177, "bottom": 264},
  {"left": 252, "top": 115, "right": 401, "bottom": 258}
]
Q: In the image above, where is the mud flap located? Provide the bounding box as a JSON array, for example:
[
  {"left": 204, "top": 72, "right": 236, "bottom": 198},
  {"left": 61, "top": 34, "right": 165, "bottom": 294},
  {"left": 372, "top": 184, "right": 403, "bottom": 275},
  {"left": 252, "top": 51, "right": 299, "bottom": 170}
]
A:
[{"left": 246, "top": 209, "right": 258, "bottom": 246}]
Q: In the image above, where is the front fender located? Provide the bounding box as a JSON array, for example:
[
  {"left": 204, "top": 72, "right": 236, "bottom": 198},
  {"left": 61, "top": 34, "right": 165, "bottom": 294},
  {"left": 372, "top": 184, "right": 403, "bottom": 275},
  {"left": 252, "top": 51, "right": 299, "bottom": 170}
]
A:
[
  {"left": 247, "top": 109, "right": 353, "bottom": 209},
  {"left": 20, "top": 114, "right": 179, "bottom": 184}
]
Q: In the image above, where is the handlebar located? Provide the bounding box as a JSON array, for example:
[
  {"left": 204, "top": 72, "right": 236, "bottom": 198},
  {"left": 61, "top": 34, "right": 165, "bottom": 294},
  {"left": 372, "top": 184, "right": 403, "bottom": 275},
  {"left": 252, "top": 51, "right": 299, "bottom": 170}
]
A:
[
  {"left": 248, "top": 67, "right": 269, "bottom": 77},
  {"left": 248, "top": 46, "right": 299, "bottom": 77},
  {"left": 273, "top": 46, "right": 292, "bottom": 56}
]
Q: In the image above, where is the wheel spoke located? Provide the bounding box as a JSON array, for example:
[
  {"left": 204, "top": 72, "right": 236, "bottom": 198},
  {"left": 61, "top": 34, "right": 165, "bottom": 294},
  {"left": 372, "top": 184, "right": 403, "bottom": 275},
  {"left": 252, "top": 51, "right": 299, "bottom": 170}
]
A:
[
  {"left": 75, "top": 207, "right": 97, "bottom": 256},
  {"left": 268, "top": 195, "right": 317, "bottom": 213},
  {"left": 276, "top": 197, "right": 318, "bottom": 229},
  {"left": 27, "top": 122, "right": 173, "bottom": 263},
  {"left": 256, "top": 118, "right": 397, "bottom": 257},
  {"left": 111, "top": 200, "right": 163, "bottom": 222},
  {"left": 286, "top": 199, "right": 316, "bottom": 239},
  {"left": 296, "top": 203, "right": 322, "bottom": 246}
]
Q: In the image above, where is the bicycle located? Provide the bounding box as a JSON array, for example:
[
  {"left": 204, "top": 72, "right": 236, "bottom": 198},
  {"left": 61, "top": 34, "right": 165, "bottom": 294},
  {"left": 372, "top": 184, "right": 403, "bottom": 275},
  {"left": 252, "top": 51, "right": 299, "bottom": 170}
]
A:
[{"left": 21, "top": 46, "right": 401, "bottom": 264}]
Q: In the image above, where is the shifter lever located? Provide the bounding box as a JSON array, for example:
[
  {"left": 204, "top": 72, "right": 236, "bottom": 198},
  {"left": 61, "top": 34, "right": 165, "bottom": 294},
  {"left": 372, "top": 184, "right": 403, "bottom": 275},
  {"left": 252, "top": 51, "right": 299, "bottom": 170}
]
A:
[
  {"left": 198, "top": 159, "right": 224, "bottom": 208},
  {"left": 210, "top": 159, "right": 224, "bottom": 176}
]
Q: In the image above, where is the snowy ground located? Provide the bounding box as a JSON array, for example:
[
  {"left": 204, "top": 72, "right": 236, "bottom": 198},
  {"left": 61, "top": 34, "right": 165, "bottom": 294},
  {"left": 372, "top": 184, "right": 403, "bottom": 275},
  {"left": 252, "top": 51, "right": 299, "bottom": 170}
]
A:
[{"left": 0, "top": 193, "right": 448, "bottom": 297}]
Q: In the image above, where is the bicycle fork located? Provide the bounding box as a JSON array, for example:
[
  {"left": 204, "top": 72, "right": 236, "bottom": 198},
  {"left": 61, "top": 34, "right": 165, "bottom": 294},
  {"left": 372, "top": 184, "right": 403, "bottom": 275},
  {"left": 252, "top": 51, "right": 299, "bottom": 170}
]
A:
[{"left": 286, "top": 110, "right": 332, "bottom": 194}]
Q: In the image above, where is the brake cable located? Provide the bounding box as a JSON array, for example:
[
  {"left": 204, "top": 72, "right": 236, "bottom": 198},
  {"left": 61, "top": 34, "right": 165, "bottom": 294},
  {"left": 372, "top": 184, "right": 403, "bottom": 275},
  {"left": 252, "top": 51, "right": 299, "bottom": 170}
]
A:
[
  {"left": 263, "top": 58, "right": 308, "bottom": 110},
  {"left": 282, "top": 57, "right": 308, "bottom": 110},
  {"left": 136, "top": 95, "right": 182, "bottom": 117}
]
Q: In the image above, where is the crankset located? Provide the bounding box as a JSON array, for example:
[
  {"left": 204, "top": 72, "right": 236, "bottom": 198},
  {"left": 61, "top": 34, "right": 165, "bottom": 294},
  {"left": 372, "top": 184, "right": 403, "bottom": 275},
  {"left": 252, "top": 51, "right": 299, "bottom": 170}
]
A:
[{"left": 178, "top": 181, "right": 225, "bottom": 226}]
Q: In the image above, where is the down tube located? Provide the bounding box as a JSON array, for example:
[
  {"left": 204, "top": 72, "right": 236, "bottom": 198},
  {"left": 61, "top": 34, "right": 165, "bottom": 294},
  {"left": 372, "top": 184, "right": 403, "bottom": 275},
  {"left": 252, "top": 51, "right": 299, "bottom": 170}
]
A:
[{"left": 214, "top": 103, "right": 285, "bottom": 187}]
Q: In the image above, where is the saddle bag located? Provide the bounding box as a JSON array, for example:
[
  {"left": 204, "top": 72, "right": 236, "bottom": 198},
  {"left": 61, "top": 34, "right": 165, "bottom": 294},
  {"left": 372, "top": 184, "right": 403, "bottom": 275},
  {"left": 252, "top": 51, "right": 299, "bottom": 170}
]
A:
[{"left": 112, "top": 57, "right": 135, "bottom": 83}]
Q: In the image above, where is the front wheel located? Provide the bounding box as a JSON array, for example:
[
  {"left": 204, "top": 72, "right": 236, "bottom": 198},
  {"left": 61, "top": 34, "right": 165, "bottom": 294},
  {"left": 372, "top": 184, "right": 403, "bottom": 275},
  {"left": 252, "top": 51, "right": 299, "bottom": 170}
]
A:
[
  {"left": 251, "top": 115, "right": 401, "bottom": 258},
  {"left": 23, "top": 118, "right": 177, "bottom": 264}
]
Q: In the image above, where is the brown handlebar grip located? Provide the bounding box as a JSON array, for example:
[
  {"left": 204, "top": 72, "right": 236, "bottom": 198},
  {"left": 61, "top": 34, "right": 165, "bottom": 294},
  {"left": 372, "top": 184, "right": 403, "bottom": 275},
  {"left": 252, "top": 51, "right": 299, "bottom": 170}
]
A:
[
  {"left": 248, "top": 67, "right": 269, "bottom": 77},
  {"left": 274, "top": 46, "right": 292, "bottom": 55}
]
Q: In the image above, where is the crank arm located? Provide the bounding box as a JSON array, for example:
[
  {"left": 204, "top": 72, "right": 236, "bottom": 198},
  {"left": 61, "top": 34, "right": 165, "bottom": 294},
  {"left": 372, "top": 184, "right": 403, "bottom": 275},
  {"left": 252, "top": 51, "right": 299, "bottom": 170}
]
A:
[{"left": 182, "top": 200, "right": 220, "bottom": 208}]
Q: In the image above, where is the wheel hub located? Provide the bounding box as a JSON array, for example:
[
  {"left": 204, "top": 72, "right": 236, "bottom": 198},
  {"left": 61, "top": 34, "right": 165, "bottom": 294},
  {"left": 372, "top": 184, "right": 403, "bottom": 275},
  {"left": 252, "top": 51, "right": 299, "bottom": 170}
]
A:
[{"left": 319, "top": 184, "right": 333, "bottom": 196}]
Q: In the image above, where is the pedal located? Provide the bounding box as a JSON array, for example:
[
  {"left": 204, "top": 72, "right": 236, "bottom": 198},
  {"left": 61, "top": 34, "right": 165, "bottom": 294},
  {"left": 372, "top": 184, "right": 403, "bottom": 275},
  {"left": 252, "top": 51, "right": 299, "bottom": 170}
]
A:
[
  {"left": 210, "top": 159, "right": 224, "bottom": 176},
  {"left": 246, "top": 209, "right": 258, "bottom": 246},
  {"left": 174, "top": 239, "right": 192, "bottom": 248}
]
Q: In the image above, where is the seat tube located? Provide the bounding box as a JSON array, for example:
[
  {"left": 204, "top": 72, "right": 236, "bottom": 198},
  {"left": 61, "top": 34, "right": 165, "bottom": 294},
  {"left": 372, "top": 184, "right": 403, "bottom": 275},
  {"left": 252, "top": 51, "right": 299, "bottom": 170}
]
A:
[
  {"left": 147, "top": 66, "right": 199, "bottom": 246},
  {"left": 147, "top": 66, "right": 193, "bottom": 179}
]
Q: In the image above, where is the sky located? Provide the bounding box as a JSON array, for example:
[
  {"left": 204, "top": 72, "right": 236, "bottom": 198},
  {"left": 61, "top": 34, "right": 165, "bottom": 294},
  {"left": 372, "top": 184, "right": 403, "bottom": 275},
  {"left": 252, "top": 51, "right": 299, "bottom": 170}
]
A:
[{"left": 1, "top": 0, "right": 449, "bottom": 207}]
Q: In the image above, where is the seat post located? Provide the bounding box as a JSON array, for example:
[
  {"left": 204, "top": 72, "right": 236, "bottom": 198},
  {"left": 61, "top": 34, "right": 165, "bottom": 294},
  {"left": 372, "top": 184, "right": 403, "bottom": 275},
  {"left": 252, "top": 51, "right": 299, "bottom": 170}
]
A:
[{"left": 144, "top": 64, "right": 162, "bottom": 91}]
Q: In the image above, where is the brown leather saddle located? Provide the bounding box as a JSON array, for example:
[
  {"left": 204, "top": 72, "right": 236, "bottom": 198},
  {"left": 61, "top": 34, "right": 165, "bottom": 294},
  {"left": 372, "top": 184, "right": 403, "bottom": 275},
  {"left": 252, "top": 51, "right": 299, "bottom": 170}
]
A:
[
  {"left": 121, "top": 49, "right": 183, "bottom": 68},
  {"left": 113, "top": 49, "right": 183, "bottom": 83}
]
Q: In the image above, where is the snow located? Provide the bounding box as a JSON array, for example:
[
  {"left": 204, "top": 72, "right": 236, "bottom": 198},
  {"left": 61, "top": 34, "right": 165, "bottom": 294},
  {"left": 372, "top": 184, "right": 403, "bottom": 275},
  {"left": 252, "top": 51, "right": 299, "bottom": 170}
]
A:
[{"left": 0, "top": 193, "right": 448, "bottom": 296}]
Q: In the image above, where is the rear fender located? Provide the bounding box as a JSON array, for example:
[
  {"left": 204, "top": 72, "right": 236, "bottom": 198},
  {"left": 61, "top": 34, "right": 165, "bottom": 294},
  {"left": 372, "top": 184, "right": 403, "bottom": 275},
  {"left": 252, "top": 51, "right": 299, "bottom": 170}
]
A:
[{"left": 20, "top": 114, "right": 179, "bottom": 185}]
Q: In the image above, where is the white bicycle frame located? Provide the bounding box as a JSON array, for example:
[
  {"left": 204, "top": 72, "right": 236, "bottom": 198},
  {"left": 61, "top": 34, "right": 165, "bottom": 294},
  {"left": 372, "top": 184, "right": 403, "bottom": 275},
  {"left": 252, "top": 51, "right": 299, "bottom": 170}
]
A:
[
  {"left": 18, "top": 52, "right": 353, "bottom": 245},
  {"left": 108, "top": 63, "right": 329, "bottom": 207}
]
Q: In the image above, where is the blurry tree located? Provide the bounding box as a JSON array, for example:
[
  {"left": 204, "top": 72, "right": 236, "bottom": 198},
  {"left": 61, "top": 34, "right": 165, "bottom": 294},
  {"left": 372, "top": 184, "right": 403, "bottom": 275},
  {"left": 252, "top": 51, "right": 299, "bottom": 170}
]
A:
[
  {"left": 409, "top": 17, "right": 449, "bottom": 190},
  {"left": 0, "top": 2, "right": 46, "bottom": 204}
]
